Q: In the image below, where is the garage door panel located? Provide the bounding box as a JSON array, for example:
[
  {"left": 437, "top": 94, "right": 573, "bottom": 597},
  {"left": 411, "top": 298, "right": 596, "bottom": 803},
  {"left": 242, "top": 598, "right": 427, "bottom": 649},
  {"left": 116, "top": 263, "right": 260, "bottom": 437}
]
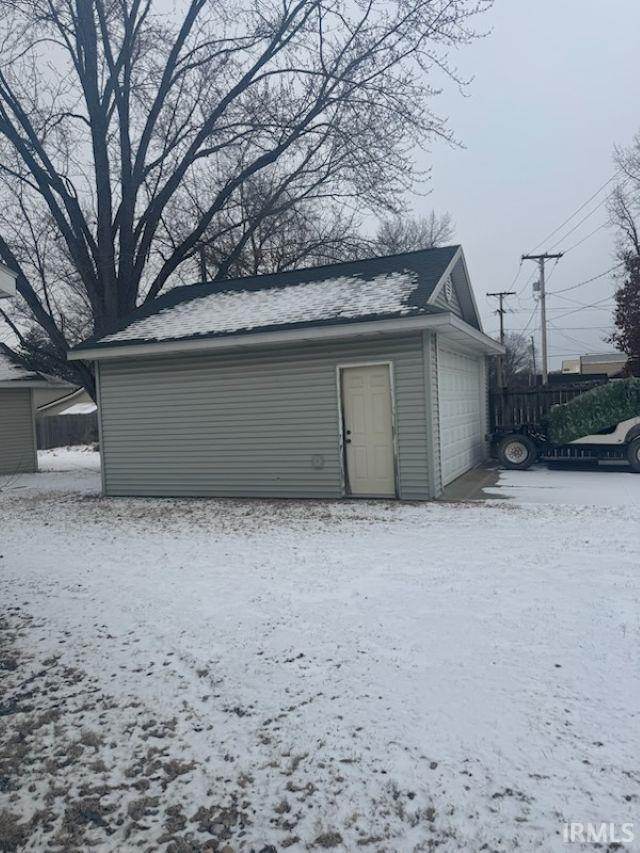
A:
[{"left": 438, "top": 347, "right": 485, "bottom": 486}]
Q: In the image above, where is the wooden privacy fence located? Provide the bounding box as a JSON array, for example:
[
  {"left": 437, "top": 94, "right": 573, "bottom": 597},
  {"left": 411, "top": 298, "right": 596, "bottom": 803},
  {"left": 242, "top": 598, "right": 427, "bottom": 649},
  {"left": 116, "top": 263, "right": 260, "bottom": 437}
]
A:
[
  {"left": 36, "top": 413, "right": 99, "bottom": 450},
  {"left": 490, "top": 380, "right": 607, "bottom": 430}
]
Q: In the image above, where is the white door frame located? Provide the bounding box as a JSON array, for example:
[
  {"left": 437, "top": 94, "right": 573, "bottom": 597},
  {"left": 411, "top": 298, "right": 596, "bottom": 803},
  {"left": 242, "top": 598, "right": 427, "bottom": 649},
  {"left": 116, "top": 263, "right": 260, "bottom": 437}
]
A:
[{"left": 336, "top": 361, "right": 399, "bottom": 498}]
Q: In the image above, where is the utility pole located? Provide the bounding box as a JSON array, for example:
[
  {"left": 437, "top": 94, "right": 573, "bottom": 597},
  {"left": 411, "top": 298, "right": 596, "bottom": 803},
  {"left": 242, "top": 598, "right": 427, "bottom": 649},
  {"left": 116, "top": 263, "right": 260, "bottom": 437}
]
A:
[
  {"left": 530, "top": 335, "right": 537, "bottom": 386},
  {"left": 486, "top": 290, "right": 515, "bottom": 390},
  {"left": 486, "top": 291, "right": 516, "bottom": 344},
  {"left": 522, "top": 252, "right": 563, "bottom": 384}
]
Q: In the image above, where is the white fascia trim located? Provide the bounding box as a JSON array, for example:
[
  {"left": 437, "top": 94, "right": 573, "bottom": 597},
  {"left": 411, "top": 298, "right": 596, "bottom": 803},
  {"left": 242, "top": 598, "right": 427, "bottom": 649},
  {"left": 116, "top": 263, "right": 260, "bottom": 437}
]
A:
[
  {"left": 70, "top": 313, "right": 504, "bottom": 361},
  {"left": 441, "top": 314, "right": 505, "bottom": 354},
  {"left": 0, "top": 380, "right": 71, "bottom": 389},
  {"left": 456, "top": 249, "right": 484, "bottom": 333},
  {"left": 427, "top": 247, "right": 484, "bottom": 333},
  {"left": 68, "top": 316, "right": 444, "bottom": 359},
  {"left": 427, "top": 246, "right": 462, "bottom": 305}
]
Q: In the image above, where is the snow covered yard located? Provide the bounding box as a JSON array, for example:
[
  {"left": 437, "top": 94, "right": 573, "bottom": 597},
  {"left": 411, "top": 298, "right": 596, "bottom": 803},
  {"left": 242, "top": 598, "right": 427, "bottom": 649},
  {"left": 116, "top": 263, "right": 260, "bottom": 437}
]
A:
[{"left": 1, "top": 449, "right": 639, "bottom": 852}]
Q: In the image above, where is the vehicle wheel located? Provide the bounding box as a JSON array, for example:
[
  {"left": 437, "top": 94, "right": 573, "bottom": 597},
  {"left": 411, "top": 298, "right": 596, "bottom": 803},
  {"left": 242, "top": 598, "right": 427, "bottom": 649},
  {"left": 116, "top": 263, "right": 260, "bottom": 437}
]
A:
[
  {"left": 497, "top": 434, "right": 537, "bottom": 470},
  {"left": 627, "top": 437, "right": 640, "bottom": 473}
]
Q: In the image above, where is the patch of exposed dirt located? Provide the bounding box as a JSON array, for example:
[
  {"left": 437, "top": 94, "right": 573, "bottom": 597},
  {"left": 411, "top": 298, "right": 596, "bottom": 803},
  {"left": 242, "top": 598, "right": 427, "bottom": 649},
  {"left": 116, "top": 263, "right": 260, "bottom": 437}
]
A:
[{"left": 0, "top": 608, "right": 255, "bottom": 851}]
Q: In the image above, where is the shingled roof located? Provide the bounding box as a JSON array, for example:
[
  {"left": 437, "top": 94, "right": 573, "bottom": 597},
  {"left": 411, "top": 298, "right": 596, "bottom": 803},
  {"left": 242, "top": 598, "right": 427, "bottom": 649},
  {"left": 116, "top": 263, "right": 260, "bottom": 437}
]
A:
[
  {"left": 0, "top": 351, "right": 45, "bottom": 383},
  {"left": 72, "top": 245, "right": 463, "bottom": 354},
  {"left": 0, "top": 351, "right": 70, "bottom": 388}
]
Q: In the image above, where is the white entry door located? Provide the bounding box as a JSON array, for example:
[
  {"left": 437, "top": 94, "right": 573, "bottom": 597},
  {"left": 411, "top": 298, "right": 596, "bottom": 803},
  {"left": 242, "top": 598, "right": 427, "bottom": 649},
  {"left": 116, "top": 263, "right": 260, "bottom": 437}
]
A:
[{"left": 341, "top": 364, "right": 396, "bottom": 497}]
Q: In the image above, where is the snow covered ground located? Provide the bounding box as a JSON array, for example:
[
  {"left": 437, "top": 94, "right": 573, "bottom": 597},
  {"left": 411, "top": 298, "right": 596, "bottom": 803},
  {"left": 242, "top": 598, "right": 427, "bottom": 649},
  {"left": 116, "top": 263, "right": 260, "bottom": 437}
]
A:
[
  {"left": 485, "top": 463, "right": 639, "bottom": 506},
  {"left": 1, "top": 450, "right": 639, "bottom": 851}
]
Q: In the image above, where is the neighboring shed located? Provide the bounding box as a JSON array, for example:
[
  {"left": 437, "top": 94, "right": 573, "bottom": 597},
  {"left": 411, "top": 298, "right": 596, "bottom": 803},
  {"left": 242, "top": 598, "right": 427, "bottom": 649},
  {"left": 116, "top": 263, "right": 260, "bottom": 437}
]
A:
[
  {"left": 0, "top": 354, "right": 70, "bottom": 475},
  {"left": 70, "top": 246, "right": 503, "bottom": 499}
]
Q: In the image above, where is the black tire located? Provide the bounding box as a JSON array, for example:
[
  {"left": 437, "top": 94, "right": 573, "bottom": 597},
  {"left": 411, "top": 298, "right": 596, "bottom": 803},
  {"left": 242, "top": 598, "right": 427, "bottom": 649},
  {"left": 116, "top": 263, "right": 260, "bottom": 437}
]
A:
[
  {"left": 497, "top": 434, "right": 537, "bottom": 470},
  {"left": 627, "top": 437, "right": 640, "bottom": 473}
]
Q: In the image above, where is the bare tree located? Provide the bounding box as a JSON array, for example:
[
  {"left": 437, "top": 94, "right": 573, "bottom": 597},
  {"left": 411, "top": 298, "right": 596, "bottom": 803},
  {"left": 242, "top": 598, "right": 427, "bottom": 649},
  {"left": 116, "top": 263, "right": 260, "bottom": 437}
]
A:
[
  {"left": 202, "top": 203, "right": 454, "bottom": 279},
  {"left": 199, "top": 189, "right": 364, "bottom": 279},
  {"left": 504, "top": 333, "right": 533, "bottom": 386},
  {"left": 489, "top": 332, "right": 532, "bottom": 389},
  {"left": 0, "top": 0, "right": 491, "bottom": 397},
  {"left": 610, "top": 130, "right": 640, "bottom": 259},
  {"left": 608, "top": 131, "right": 640, "bottom": 374},
  {"left": 371, "top": 211, "right": 455, "bottom": 255}
]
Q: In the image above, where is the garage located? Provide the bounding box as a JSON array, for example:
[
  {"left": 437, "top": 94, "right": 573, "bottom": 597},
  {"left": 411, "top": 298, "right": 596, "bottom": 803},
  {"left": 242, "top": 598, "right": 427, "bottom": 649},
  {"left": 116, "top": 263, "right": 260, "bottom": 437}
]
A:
[
  {"left": 69, "top": 245, "right": 502, "bottom": 500},
  {"left": 438, "top": 345, "right": 487, "bottom": 486}
]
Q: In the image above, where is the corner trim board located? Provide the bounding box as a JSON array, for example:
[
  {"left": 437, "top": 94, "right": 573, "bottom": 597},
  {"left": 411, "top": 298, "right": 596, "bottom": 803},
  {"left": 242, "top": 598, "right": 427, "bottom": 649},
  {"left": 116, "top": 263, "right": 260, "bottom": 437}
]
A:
[{"left": 95, "top": 362, "right": 107, "bottom": 497}]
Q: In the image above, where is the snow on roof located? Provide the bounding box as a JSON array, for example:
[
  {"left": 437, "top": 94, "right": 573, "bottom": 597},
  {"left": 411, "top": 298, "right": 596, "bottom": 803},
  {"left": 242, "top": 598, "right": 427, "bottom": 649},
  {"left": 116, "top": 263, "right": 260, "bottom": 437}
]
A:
[
  {"left": 0, "top": 351, "right": 42, "bottom": 383},
  {"left": 0, "top": 351, "right": 70, "bottom": 386},
  {"left": 59, "top": 402, "right": 97, "bottom": 415},
  {"left": 72, "top": 245, "right": 465, "bottom": 353},
  {"left": 101, "top": 270, "right": 423, "bottom": 345}
]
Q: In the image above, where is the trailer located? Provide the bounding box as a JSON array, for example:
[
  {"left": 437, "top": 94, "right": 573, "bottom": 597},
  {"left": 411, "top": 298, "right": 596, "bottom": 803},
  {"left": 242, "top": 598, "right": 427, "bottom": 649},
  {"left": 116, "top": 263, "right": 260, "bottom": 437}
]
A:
[{"left": 495, "top": 415, "right": 640, "bottom": 472}]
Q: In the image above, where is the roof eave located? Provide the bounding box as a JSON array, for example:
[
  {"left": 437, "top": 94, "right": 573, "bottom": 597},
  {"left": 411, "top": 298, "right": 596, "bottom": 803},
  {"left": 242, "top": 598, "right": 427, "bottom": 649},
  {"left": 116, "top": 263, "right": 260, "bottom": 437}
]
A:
[
  {"left": 69, "top": 313, "right": 504, "bottom": 361},
  {"left": 36, "top": 386, "right": 84, "bottom": 412},
  {"left": 0, "top": 379, "right": 72, "bottom": 388}
]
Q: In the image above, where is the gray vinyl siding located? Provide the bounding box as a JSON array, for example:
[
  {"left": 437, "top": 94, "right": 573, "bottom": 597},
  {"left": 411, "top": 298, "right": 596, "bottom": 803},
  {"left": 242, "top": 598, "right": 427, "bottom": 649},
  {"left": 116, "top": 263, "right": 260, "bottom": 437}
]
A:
[
  {"left": 98, "top": 335, "right": 431, "bottom": 499},
  {"left": 0, "top": 388, "right": 37, "bottom": 475}
]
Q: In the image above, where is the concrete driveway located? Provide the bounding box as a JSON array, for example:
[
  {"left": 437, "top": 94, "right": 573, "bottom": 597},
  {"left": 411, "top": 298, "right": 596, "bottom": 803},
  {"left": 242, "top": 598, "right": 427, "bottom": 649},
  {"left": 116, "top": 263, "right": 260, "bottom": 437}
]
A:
[{"left": 441, "top": 460, "right": 640, "bottom": 506}]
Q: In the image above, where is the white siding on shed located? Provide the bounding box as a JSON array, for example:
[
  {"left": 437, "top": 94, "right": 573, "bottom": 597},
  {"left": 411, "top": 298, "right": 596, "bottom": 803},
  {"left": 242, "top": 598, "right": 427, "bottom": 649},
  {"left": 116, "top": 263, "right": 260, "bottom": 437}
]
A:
[
  {"left": 0, "top": 388, "right": 37, "bottom": 475},
  {"left": 98, "top": 335, "right": 432, "bottom": 499},
  {"left": 437, "top": 345, "right": 487, "bottom": 486}
]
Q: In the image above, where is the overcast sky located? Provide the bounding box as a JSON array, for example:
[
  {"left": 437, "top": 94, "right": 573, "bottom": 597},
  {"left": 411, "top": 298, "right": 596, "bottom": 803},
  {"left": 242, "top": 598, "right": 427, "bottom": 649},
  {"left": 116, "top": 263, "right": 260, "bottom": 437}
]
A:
[{"left": 422, "top": 0, "right": 639, "bottom": 369}]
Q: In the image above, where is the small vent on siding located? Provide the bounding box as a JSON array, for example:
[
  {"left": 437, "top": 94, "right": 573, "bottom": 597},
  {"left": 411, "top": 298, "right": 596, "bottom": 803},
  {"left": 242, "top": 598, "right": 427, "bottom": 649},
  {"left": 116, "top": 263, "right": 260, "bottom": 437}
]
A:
[{"left": 444, "top": 276, "right": 454, "bottom": 304}]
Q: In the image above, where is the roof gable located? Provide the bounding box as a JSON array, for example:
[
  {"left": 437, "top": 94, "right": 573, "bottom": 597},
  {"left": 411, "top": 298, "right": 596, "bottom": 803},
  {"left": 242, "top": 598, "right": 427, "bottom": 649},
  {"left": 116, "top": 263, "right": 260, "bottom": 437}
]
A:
[{"left": 427, "top": 249, "right": 481, "bottom": 330}]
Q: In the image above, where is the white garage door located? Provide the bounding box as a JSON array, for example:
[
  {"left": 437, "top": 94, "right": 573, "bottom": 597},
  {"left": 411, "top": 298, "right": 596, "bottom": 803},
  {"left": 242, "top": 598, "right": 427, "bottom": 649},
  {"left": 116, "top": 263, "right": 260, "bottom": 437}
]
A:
[{"left": 438, "top": 347, "right": 486, "bottom": 486}]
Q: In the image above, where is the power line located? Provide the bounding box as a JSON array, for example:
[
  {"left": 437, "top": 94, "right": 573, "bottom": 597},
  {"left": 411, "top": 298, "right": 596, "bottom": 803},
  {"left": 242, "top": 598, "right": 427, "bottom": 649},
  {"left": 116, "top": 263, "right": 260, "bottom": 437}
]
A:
[
  {"left": 521, "top": 302, "right": 538, "bottom": 335},
  {"left": 546, "top": 348, "right": 615, "bottom": 355},
  {"left": 552, "top": 295, "right": 615, "bottom": 322},
  {"left": 508, "top": 259, "right": 524, "bottom": 291},
  {"left": 546, "top": 350, "right": 614, "bottom": 356},
  {"left": 527, "top": 172, "right": 619, "bottom": 254},
  {"left": 550, "top": 262, "right": 623, "bottom": 295},
  {"left": 488, "top": 325, "right": 612, "bottom": 333},
  {"left": 486, "top": 291, "right": 516, "bottom": 344},
  {"left": 486, "top": 290, "right": 516, "bottom": 388},
  {"left": 516, "top": 266, "right": 537, "bottom": 299},
  {"left": 548, "top": 321, "right": 608, "bottom": 351},
  {"left": 545, "top": 200, "right": 608, "bottom": 252},
  {"left": 552, "top": 292, "right": 602, "bottom": 306},
  {"left": 506, "top": 305, "right": 613, "bottom": 313},
  {"left": 562, "top": 222, "right": 608, "bottom": 254}
]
